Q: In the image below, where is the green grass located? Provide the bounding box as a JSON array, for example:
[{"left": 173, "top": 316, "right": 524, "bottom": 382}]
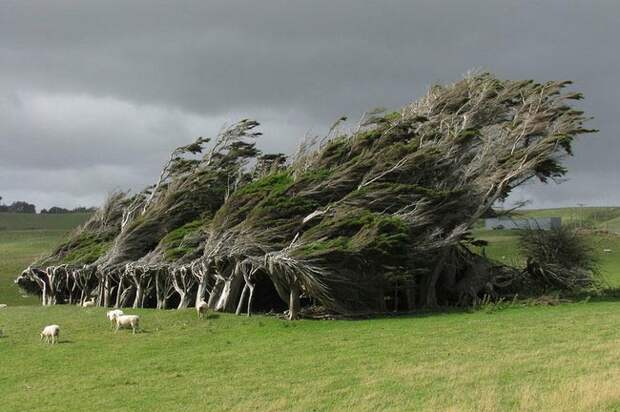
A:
[
  {"left": 0, "top": 213, "right": 91, "bottom": 231},
  {"left": 3, "top": 304, "right": 620, "bottom": 411},
  {"left": 0, "top": 213, "right": 91, "bottom": 306}
]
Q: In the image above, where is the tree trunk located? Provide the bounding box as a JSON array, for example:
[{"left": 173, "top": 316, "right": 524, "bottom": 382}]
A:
[
  {"left": 177, "top": 292, "right": 189, "bottom": 309},
  {"left": 103, "top": 276, "right": 111, "bottom": 307},
  {"left": 133, "top": 285, "right": 143, "bottom": 309},
  {"left": 247, "top": 284, "right": 255, "bottom": 317},
  {"left": 119, "top": 286, "right": 134, "bottom": 307},
  {"left": 42, "top": 282, "right": 48, "bottom": 306},
  {"left": 207, "top": 278, "right": 223, "bottom": 308},
  {"left": 235, "top": 284, "right": 248, "bottom": 315},
  {"left": 215, "top": 279, "right": 231, "bottom": 311},
  {"left": 214, "top": 275, "right": 243, "bottom": 312},
  {"left": 195, "top": 276, "right": 208, "bottom": 307},
  {"left": 289, "top": 284, "right": 300, "bottom": 320},
  {"left": 422, "top": 248, "right": 450, "bottom": 307},
  {"left": 115, "top": 279, "right": 124, "bottom": 308}
]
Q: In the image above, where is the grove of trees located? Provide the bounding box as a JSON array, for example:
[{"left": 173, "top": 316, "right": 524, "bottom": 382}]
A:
[{"left": 16, "top": 73, "right": 597, "bottom": 319}]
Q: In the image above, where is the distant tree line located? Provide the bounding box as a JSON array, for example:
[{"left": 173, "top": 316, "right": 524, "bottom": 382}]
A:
[
  {"left": 40, "top": 206, "right": 97, "bottom": 214},
  {"left": 0, "top": 195, "right": 95, "bottom": 214},
  {"left": 0, "top": 197, "right": 36, "bottom": 213}
]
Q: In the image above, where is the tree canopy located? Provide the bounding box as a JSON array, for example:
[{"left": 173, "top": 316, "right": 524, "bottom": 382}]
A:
[{"left": 17, "top": 73, "right": 597, "bottom": 318}]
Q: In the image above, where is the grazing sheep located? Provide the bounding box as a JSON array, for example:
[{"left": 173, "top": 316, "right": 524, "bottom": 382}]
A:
[
  {"left": 196, "top": 301, "right": 208, "bottom": 319},
  {"left": 82, "top": 300, "right": 96, "bottom": 308},
  {"left": 40, "top": 324, "right": 60, "bottom": 344},
  {"left": 113, "top": 315, "right": 140, "bottom": 334},
  {"left": 0, "top": 304, "right": 7, "bottom": 309},
  {"left": 106, "top": 309, "right": 124, "bottom": 326}
]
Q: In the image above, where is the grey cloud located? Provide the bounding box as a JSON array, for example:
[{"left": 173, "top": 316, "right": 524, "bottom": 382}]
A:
[{"left": 1, "top": 1, "right": 619, "bottom": 208}]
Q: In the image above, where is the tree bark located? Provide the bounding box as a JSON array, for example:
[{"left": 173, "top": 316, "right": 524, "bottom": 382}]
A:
[
  {"left": 133, "top": 285, "right": 143, "bottom": 309},
  {"left": 208, "top": 277, "right": 223, "bottom": 308},
  {"left": 195, "top": 276, "right": 208, "bottom": 307},
  {"left": 289, "top": 284, "right": 300, "bottom": 320},
  {"left": 235, "top": 284, "right": 248, "bottom": 316},
  {"left": 103, "top": 276, "right": 111, "bottom": 307},
  {"left": 247, "top": 284, "right": 255, "bottom": 317},
  {"left": 177, "top": 292, "right": 189, "bottom": 309}
]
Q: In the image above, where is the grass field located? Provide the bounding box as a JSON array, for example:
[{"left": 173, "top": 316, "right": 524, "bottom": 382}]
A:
[
  {"left": 0, "top": 213, "right": 91, "bottom": 231},
  {"left": 3, "top": 209, "right": 620, "bottom": 411},
  {"left": 0, "top": 213, "right": 91, "bottom": 306},
  {"left": 3, "top": 302, "right": 620, "bottom": 411}
]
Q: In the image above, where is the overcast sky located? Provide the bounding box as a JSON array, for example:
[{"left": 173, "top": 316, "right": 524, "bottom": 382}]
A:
[{"left": 1, "top": 1, "right": 618, "bottom": 210}]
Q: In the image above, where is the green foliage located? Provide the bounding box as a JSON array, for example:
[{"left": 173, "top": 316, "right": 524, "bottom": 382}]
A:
[
  {"left": 235, "top": 172, "right": 293, "bottom": 196},
  {"left": 161, "top": 219, "right": 205, "bottom": 262},
  {"left": 256, "top": 192, "right": 318, "bottom": 221},
  {"left": 297, "top": 168, "right": 332, "bottom": 184},
  {"left": 299, "top": 210, "right": 410, "bottom": 261},
  {"left": 55, "top": 232, "right": 114, "bottom": 265}
]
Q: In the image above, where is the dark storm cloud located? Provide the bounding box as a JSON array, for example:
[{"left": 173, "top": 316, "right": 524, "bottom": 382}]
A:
[{"left": 1, "top": 0, "right": 619, "bottom": 208}]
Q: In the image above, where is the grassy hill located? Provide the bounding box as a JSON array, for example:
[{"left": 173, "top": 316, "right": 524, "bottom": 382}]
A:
[{"left": 0, "top": 213, "right": 91, "bottom": 305}]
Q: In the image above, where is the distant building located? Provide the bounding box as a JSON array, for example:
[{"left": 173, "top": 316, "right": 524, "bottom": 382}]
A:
[{"left": 484, "top": 217, "right": 561, "bottom": 230}]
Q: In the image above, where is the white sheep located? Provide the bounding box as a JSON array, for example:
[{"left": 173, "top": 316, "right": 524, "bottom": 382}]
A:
[
  {"left": 106, "top": 309, "right": 124, "bottom": 327},
  {"left": 0, "top": 304, "right": 7, "bottom": 309},
  {"left": 82, "top": 300, "right": 96, "bottom": 308},
  {"left": 40, "top": 324, "right": 60, "bottom": 344},
  {"left": 196, "top": 301, "right": 208, "bottom": 319},
  {"left": 113, "top": 314, "right": 140, "bottom": 334}
]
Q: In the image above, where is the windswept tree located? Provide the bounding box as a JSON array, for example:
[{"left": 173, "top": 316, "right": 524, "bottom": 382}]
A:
[{"left": 19, "top": 73, "right": 596, "bottom": 316}]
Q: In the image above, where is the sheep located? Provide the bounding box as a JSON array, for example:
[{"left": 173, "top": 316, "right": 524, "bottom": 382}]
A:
[
  {"left": 106, "top": 309, "right": 124, "bottom": 328},
  {"left": 113, "top": 314, "right": 140, "bottom": 334},
  {"left": 40, "top": 324, "right": 60, "bottom": 344},
  {"left": 196, "top": 301, "right": 208, "bottom": 319},
  {"left": 0, "top": 304, "right": 7, "bottom": 309},
  {"left": 82, "top": 300, "right": 96, "bottom": 308}
]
